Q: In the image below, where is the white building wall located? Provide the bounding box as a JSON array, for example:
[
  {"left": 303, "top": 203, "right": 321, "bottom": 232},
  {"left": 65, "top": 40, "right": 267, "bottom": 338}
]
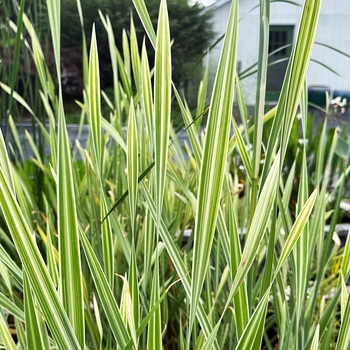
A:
[
  {"left": 208, "top": 0, "right": 261, "bottom": 105},
  {"left": 207, "top": 0, "right": 350, "bottom": 105},
  {"left": 237, "top": 0, "right": 260, "bottom": 105},
  {"left": 308, "top": 2, "right": 350, "bottom": 93},
  {"left": 206, "top": 1, "right": 232, "bottom": 91}
]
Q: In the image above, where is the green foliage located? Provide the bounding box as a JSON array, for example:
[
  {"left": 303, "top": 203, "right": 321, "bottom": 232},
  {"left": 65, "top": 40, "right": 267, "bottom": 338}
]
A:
[
  {"left": 0, "top": 0, "right": 349, "bottom": 349},
  {"left": 59, "top": 0, "right": 214, "bottom": 88}
]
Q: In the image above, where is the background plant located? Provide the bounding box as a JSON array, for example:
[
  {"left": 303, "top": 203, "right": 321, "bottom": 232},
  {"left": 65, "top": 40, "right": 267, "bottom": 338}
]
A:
[
  {"left": 0, "top": 0, "right": 214, "bottom": 120},
  {"left": 0, "top": 0, "right": 349, "bottom": 349}
]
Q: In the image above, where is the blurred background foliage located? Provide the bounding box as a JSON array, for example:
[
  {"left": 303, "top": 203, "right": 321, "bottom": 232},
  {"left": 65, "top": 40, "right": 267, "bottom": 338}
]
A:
[{"left": 0, "top": 0, "right": 214, "bottom": 106}]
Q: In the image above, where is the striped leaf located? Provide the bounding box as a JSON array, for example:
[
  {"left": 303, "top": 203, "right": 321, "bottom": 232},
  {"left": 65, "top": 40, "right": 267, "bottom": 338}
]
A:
[
  {"left": 132, "top": 0, "right": 157, "bottom": 47},
  {"left": 24, "top": 272, "right": 44, "bottom": 350},
  {"left": 232, "top": 152, "right": 280, "bottom": 293},
  {"left": 261, "top": 0, "right": 322, "bottom": 183},
  {"left": 0, "top": 291, "right": 24, "bottom": 323},
  {"left": 127, "top": 99, "right": 139, "bottom": 235},
  {"left": 310, "top": 324, "right": 320, "bottom": 350},
  {"left": 147, "top": 259, "right": 162, "bottom": 349},
  {"left": 88, "top": 25, "right": 102, "bottom": 168},
  {"left": 335, "top": 283, "right": 350, "bottom": 350},
  {"left": 46, "top": 0, "right": 61, "bottom": 79},
  {"left": 0, "top": 155, "right": 80, "bottom": 350},
  {"left": 57, "top": 102, "right": 85, "bottom": 347},
  {"left": 342, "top": 227, "right": 350, "bottom": 279},
  {"left": 79, "top": 228, "right": 130, "bottom": 347},
  {"left": 0, "top": 309, "right": 17, "bottom": 350},
  {"left": 235, "top": 289, "right": 270, "bottom": 350},
  {"left": 141, "top": 183, "right": 219, "bottom": 349},
  {"left": 153, "top": 0, "right": 172, "bottom": 228},
  {"left": 189, "top": 0, "right": 238, "bottom": 331},
  {"left": 141, "top": 41, "right": 154, "bottom": 151},
  {"left": 275, "top": 189, "right": 318, "bottom": 274}
]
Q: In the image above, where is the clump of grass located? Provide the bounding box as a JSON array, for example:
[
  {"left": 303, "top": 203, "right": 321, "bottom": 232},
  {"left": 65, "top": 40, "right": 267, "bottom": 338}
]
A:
[{"left": 0, "top": 0, "right": 349, "bottom": 349}]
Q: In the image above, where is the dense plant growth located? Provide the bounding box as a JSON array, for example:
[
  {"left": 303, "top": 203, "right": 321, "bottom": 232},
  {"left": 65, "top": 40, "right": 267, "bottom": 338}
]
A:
[
  {"left": 0, "top": 0, "right": 349, "bottom": 349},
  {"left": 60, "top": 0, "right": 214, "bottom": 88},
  {"left": 0, "top": 0, "right": 214, "bottom": 103}
]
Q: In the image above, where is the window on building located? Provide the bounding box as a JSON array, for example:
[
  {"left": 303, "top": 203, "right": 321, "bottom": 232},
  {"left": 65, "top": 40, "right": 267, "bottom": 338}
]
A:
[{"left": 266, "top": 25, "right": 294, "bottom": 102}]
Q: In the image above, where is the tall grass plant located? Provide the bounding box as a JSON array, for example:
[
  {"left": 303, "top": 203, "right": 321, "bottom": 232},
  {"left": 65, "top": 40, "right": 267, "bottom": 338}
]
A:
[{"left": 0, "top": 0, "right": 349, "bottom": 349}]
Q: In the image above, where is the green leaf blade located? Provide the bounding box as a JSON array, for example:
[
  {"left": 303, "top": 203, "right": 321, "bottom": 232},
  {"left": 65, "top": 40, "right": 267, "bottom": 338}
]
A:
[
  {"left": 57, "top": 104, "right": 85, "bottom": 347},
  {"left": 189, "top": 0, "right": 239, "bottom": 333},
  {"left": 154, "top": 0, "right": 172, "bottom": 226}
]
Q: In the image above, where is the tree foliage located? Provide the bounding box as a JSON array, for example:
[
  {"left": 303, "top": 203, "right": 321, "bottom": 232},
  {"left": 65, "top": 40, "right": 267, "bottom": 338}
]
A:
[
  {"left": 0, "top": 0, "right": 214, "bottom": 95},
  {"left": 60, "top": 0, "right": 214, "bottom": 88},
  {"left": 0, "top": 0, "right": 213, "bottom": 107}
]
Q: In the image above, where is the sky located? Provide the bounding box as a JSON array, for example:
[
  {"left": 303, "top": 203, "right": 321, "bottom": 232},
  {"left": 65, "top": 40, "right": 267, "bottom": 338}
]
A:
[
  {"left": 191, "top": 0, "right": 216, "bottom": 6},
  {"left": 200, "top": 0, "right": 216, "bottom": 5}
]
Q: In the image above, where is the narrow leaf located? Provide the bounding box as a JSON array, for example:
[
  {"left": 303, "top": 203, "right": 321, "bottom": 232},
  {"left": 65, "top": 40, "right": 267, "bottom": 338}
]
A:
[
  {"left": 79, "top": 228, "right": 130, "bottom": 347},
  {"left": 153, "top": 0, "right": 172, "bottom": 228},
  {"left": 57, "top": 101, "right": 85, "bottom": 347},
  {"left": 190, "top": 0, "right": 238, "bottom": 331}
]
